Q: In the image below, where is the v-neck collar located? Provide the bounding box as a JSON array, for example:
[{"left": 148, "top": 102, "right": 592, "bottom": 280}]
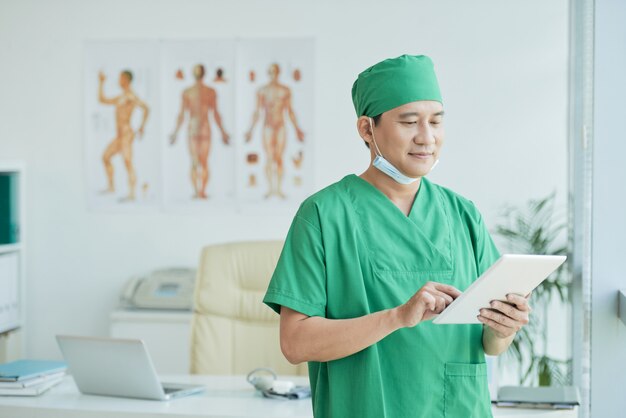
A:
[
  {"left": 345, "top": 174, "right": 453, "bottom": 269},
  {"left": 348, "top": 174, "right": 423, "bottom": 219}
]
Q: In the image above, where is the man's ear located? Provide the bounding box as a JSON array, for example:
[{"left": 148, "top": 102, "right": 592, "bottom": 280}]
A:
[{"left": 357, "top": 116, "right": 374, "bottom": 146}]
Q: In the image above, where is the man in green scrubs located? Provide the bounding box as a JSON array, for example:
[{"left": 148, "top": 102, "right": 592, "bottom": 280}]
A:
[{"left": 263, "top": 55, "right": 532, "bottom": 418}]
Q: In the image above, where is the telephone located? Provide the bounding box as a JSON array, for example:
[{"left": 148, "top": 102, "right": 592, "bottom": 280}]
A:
[{"left": 120, "top": 268, "right": 196, "bottom": 311}]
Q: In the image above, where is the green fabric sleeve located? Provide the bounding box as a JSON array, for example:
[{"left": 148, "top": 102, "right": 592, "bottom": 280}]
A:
[
  {"left": 475, "top": 212, "right": 501, "bottom": 276},
  {"left": 263, "top": 207, "right": 327, "bottom": 318}
]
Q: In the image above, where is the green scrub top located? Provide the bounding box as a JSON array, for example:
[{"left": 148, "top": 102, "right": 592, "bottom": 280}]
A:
[{"left": 263, "top": 175, "right": 500, "bottom": 418}]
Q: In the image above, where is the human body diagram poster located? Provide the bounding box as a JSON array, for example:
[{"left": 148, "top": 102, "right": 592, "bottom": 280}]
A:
[
  {"left": 84, "top": 39, "right": 314, "bottom": 212},
  {"left": 85, "top": 41, "right": 161, "bottom": 210}
]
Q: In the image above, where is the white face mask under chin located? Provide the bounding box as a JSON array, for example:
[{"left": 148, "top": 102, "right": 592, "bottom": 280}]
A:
[{"left": 368, "top": 118, "right": 438, "bottom": 184}]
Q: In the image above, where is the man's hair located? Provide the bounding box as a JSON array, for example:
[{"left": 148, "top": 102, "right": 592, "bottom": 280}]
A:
[
  {"left": 193, "top": 64, "right": 206, "bottom": 80},
  {"left": 362, "top": 113, "right": 382, "bottom": 149},
  {"left": 121, "top": 70, "right": 133, "bottom": 82},
  {"left": 216, "top": 68, "right": 223, "bottom": 78}
]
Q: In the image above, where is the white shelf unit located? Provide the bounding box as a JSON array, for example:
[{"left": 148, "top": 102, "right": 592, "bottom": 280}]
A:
[{"left": 0, "top": 162, "right": 25, "bottom": 362}]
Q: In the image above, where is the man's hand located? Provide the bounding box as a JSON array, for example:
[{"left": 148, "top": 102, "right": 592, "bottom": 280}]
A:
[
  {"left": 478, "top": 293, "right": 532, "bottom": 339},
  {"left": 396, "top": 282, "right": 461, "bottom": 327},
  {"left": 222, "top": 131, "right": 230, "bottom": 145},
  {"left": 296, "top": 128, "right": 305, "bottom": 142},
  {"left": 137, "top": 126, "right": 145, "bottom": 139},
  {"left": 98, "top": 71, "right": 106, "bottom": 83}
]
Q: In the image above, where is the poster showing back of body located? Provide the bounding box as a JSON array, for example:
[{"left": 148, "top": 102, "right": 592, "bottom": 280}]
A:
[
  {"left": 84, "top": 41, "right": 161, "bottom": 211},
  {"left": 161, "top": 40, "right": 236, "bottom": 211},
  {"left": 236, "top": 38, "right": 314, "bottom": 212},
  {"left": 84, "top": 38, "right": 313, "bottom": 212}
]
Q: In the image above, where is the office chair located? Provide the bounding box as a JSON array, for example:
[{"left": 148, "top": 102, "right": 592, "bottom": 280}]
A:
[{"left": 190, "top": 241, "right": 308, "bottom": 376}]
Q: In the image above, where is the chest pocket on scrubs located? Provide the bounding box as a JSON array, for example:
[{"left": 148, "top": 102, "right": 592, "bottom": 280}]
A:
[
  {"left": 444, "top": 362, "right": 492, "bottom": 418},
  {"left": 373, "top": 268, "right": 453, "bottom": 282}
]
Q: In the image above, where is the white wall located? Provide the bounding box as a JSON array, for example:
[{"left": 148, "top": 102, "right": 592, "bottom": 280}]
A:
[{"left": 0, "top": 0, "right": 569, "bottom": 360}]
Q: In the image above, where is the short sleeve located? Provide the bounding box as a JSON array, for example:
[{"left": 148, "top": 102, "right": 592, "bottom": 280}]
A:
[
  {"left": 263, "top": 205, "right": 327, "bottom": 318},
  {"left": 474, "top": 213, "right": 501, "bottom": 276}
]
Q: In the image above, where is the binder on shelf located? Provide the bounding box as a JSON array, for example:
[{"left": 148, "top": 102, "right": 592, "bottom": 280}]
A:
[
  {"left": 0, "top": 360, "right": 67, "bottom": 382},
  {"left": 0, "top": 172, "right": 20, "bottom": 245}
]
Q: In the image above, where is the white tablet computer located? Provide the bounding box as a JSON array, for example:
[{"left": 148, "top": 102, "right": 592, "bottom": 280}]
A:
[{"left": 432, "top": 254, "right": 566, "bottom": 325}]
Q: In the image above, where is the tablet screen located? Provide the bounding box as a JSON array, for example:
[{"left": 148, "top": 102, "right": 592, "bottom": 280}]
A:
[{"left": 432, "top": 254, "right": 566, "bottom": 325}]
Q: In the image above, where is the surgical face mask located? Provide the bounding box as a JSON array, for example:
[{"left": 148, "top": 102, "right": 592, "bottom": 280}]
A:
[{"left": 368, "top": 118, "right": 420, "bottom": 185}]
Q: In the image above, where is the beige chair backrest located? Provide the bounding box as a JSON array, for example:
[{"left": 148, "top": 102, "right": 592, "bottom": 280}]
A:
[{"left": 190, "top": 241, "right": 307, "bottom": 376}]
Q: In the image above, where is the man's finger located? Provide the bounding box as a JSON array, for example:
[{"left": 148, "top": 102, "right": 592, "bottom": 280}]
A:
[
  {"left": 488, "top": 300, "right": 525, "bottom": 322},
  {"left": 506, "top": 293, "right": 530, "bottom": 311},
  {"left": 478, "top": 314, "right": 515, "bottom": 336},
  {"left": 421, "top": 291, "right": 437, "bottom": 312},
  {"left": 435, "top": 296, "right": 447, "bottom": 313},
  {"left": 430, "top": 290, "right": 454, "bottom": 305},
  {"left": 432, "top": 283, "right": 462, "bottom": 299},
  {"left": 480, "top": 308, "right": 522, "bottom": 330}
]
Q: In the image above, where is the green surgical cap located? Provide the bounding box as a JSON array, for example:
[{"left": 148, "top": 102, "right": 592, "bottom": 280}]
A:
[{"left": 351, "top": 54, "right": 442, "bottom": 117}]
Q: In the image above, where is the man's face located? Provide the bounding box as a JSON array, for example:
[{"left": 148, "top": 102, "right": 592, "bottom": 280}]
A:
[
  {"left": 370, "top": 100, "right": 444, "bottom": 178},
  {"left": 268, "top": 64, "right": 280, "bottom": 81},
  {"left": 118, "top": 73, "right": 130, "bottom": 89},
  {"left": 193, "top": 64, "right": 205, "bottom": 80}
]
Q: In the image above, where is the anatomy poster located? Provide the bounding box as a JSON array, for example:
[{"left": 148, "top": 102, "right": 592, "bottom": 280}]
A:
[
  {"left": 85, "top": 38, "right": 314, "bottom": 212},
  {"left": 236, "top": 38, "right": 315, "bottom": 212},
  {"left": 84, "top": 41, "right": 161, "bottom": 211},
  {"left": 160, "top": 40, "right": 236, "bottom": 211}
]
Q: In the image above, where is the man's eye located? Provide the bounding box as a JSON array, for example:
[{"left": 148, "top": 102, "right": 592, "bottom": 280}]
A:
[
  {"left": 402, "top": 121, "right": 417, "bottom": 125},
  {"left": 430, "top": 120, "right": 442, "bottom": 125}
]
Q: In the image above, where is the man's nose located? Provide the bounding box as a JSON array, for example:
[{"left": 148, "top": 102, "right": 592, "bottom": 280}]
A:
[{"left": 413, "top": 124, "right": 436, "bottom": 145}]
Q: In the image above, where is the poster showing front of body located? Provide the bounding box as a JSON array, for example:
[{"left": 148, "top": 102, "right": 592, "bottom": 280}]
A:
[
  {"left": 84, "top": 41, "right": 160, "bottom": 210},
  {"left": 236, "top": 38, "right": 314, "bottom": 211},
  {"left": 160, "top": 40, "right": 236, "bottom": 210}
]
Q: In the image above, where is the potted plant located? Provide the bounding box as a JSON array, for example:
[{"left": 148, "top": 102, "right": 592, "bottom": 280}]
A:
[{"left": 493, "top": 192, "right": 571, "bottom": 386}]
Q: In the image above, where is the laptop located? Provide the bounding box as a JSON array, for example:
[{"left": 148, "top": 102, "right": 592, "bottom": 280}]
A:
[{"left": 56, "top": 335, "right": 205, "bottom": 401}]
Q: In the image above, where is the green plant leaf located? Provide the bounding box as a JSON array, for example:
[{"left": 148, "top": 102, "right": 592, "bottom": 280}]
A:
[{"left": 493, "top": 191, "right": 572, "bottom": 386}]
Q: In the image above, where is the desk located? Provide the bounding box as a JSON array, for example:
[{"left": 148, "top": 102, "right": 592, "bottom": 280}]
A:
[{"left": 0, "top": 375, "right": 578, "bottom": 418}]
